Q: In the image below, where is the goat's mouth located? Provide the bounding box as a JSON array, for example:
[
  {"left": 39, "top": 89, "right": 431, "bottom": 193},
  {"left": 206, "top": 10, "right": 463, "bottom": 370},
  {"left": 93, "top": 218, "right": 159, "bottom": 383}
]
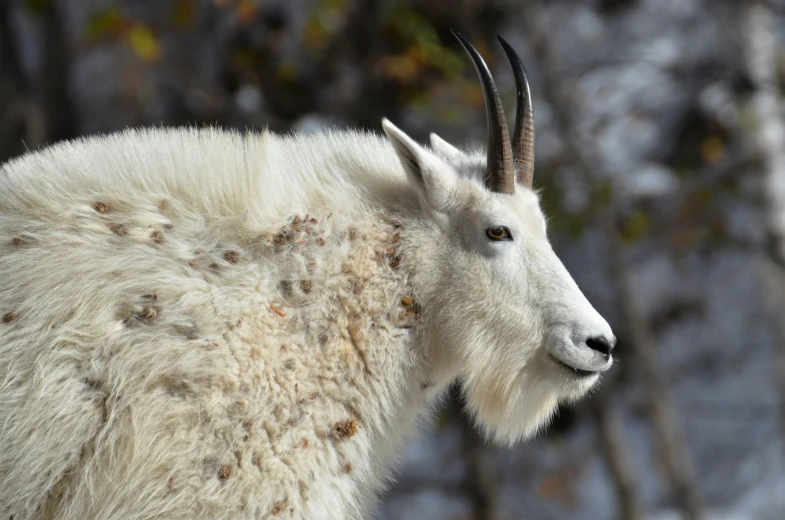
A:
[{"left": 549, "top": 355, "right": 599, "bottom": 378}]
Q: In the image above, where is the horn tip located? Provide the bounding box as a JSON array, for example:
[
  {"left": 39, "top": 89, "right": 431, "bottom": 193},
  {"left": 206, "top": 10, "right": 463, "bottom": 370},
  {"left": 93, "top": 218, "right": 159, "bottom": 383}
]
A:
[
  {"left": 496, "top": 35, "right": 515, "bottom": 55},
  {"left": 450, "top": 28, "right": 472, "bottom": 48}
]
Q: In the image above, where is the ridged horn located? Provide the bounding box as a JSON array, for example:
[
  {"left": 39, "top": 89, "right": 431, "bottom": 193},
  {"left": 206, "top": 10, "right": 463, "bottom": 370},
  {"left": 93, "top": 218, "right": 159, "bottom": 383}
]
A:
[
  {"left": 451, "top": 29, "right": 515, "bottom": 194},
  {"left": 497, "top": 35, "right": 535, "bottom": 188}
]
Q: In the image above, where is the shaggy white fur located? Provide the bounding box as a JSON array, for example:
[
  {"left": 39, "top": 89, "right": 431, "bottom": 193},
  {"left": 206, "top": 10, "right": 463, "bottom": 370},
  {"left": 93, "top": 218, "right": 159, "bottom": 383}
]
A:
[{"left": 0, "top": 122, "right": 612, "bottom": 520}]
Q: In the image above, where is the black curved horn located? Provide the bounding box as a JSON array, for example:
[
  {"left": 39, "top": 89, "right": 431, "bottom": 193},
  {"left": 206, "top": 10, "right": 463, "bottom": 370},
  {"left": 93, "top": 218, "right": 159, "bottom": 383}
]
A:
[
  {"left": 451, "top": 29, "right": 515, "bottom": 194},
  {"left": 497, "top": 36, "right": 535, "bottom": 188}
]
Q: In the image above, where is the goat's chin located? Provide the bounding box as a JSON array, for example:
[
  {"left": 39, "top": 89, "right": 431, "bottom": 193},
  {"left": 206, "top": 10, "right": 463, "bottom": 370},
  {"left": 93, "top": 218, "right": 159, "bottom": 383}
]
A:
[{"left": 460, "top": 359, "right": 600, "bottom": 447}]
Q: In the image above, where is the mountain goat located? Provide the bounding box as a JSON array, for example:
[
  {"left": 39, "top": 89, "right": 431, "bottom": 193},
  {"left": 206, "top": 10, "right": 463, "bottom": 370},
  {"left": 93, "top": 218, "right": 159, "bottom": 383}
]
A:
[{"left": 0, "top": 31, "right": 614, "bottom": 519}]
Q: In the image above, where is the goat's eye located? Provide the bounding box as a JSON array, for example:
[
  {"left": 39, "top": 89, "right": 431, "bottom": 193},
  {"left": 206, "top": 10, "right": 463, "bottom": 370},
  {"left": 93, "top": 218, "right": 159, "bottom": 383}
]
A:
[{"left": 486, "top": 226, "right": 512, "bottom": 241}]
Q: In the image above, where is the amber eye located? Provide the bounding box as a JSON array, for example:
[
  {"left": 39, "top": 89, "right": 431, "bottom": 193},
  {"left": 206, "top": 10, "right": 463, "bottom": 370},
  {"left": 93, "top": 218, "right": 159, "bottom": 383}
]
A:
[{"left": 486, "top": 226, "right": 512, "bottom": 241}]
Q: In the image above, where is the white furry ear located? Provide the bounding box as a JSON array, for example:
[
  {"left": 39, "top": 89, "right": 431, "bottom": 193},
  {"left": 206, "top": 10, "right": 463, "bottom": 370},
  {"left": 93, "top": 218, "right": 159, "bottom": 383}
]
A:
[
  {"left": 429, "top": 133, "right": 465, "bottom": 163},
  {"left": 382, "top": 118, "right": 456, "bottom": 210}
]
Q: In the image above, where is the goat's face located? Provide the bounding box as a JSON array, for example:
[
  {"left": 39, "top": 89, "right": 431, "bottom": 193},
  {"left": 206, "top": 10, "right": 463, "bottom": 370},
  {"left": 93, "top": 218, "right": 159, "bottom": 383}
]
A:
[{"left": 382, "top": 32, "right": 614, "bottom": 445}]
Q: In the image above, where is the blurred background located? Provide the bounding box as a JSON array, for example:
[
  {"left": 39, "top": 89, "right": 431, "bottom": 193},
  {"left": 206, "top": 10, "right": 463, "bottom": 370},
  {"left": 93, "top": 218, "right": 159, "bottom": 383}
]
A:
[{"left": 2, "top": 0, "right": 785, "bottom": 518}]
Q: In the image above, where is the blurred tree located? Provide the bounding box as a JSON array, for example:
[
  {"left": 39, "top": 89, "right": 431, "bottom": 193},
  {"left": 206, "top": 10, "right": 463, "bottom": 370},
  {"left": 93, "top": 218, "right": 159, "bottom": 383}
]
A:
[{"left": 741, "top": 0, "right": 785, "bottom": 464}]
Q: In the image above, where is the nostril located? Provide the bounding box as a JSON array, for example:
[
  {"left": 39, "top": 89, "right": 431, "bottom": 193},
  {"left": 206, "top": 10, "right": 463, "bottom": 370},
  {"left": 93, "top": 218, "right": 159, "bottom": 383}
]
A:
[{"left": 586, "top": 336, "right": 615, "bottom": 358}]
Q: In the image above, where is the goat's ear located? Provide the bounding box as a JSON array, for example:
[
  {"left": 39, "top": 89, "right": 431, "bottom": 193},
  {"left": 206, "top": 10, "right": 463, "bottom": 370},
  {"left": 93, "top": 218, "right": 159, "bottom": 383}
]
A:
[
  {"left": 382, "top": 118, "right": 456, "bottom": 210},
  {"left": 429, "top": 133, "right": 465, "bottom": 163}
]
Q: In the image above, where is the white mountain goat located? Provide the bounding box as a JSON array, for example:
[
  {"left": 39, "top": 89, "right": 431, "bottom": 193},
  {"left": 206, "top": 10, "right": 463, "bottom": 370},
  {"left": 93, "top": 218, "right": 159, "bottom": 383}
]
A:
[{"left": 0, "top": 31, "right": 614, "bottom": 519}]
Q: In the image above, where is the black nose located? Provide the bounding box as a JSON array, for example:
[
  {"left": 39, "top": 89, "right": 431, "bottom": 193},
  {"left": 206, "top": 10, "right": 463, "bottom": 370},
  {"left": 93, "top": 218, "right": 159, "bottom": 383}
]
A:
[{"left": 586, "top": 335, "right": 615, "bottom": 359}]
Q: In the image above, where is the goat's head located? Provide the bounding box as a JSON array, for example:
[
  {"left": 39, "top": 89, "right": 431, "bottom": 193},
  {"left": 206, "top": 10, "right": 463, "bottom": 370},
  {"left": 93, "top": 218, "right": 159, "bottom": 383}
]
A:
[{"left": 382, "top": 31, "right": 614, "bottom": 445}]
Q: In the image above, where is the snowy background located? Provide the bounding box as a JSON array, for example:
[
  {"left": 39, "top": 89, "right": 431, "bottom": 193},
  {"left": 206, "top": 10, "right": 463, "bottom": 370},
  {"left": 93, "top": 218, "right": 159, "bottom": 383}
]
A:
[{"left": 2, "top": 0, "right": 785, "bottom": 518}]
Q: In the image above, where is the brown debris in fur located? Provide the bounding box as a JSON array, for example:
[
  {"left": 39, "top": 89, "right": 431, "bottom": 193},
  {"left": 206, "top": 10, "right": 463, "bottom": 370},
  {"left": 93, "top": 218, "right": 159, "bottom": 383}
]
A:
[
  {"left": 139, "top": 307, "right": 158, "bottom": 322},
  {"left": 388, "top": 256, "right": 401, "bottom": 269},
  {"left": 252, "top": 451, "right": 263, "bottom": 468},
  {"left": 224, "top": 250, "right": 240, "bottom": 264},
  {"left": 151, "top": 230, "right": 164, "bottom": 244},
  {"left": 342, "top": 463, "right": 353, "bottom": 474},
  {"left": 316, "top": 237, "right": 327, "bottom": 246},
  {"left": 124, "top": 305, "right": 160, "bottom": 326},
  {"left": 234, "top": 450, "right": 243, "bottom": 468},
  {"left": 271, "top": 500, "right": 288, "bottom": 515},
  {"left": 142, "top": 292, "right": 158, "bottom": 301},
  {"left": 278, "top": 280, "right": 293, "bottom": 297},
  {"left": 270, "top": 305, "right": 286, "bottom": 317},
  {"left": 11, "top": 236, "right": 24, "bottom": 246},
  {"left": 398, "top": 309, "right": 416, "bottom": 321},
  {"left": 218, "top": 465, "right": 232, "bottom": 481},
  {"left": 295, "top": 438, "right": 309, "bottom": 449},
  {"left": 160, "top": 376, "right": 191, "bottom": 398},
  {"left": 272, "top": 216, "right": 313, "bottom": 247},
  {"left": 375, "top": 242, "right": 402, "bottom": 270},
  {"left": 81, "top": 378, "right": 102, "bottom": 390},
  {"left": 306, "top": 260, "right": 317, "bottom": 274},
  {"left": 3, "top": 312, "right": 19, "bottom": 323},
  {"left": 242, "top": 421, "right": 253, "bottom": 442},
  {"left": 299, "top": 280, "right": 312, "bottom": 294},
  {"left": 347, "top": 226, "right": 358, "bottom": 241},
  {"left": 188, "top": 260, "right": 198, "bottom": 268},
  {"left": 332, "top": 419, "right": 360, "bottom": 440},
  {"left": 109, "top": 224, "right": 128, "bottom": 236},
  {"left": 209, "top": 262, "right": 220, "bottom": 270},
  {"left": 93, "top": 202, "right": 111, "bottom": 213},
  {"left": 399, "top": 294, "right": 420, "bottom": 321}
]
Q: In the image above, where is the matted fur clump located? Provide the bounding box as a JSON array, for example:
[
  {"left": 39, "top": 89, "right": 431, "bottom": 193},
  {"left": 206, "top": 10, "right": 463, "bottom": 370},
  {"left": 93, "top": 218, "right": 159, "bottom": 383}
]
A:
[{"left": 0, "top": 34, "right": 615, "bottom": 520}]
